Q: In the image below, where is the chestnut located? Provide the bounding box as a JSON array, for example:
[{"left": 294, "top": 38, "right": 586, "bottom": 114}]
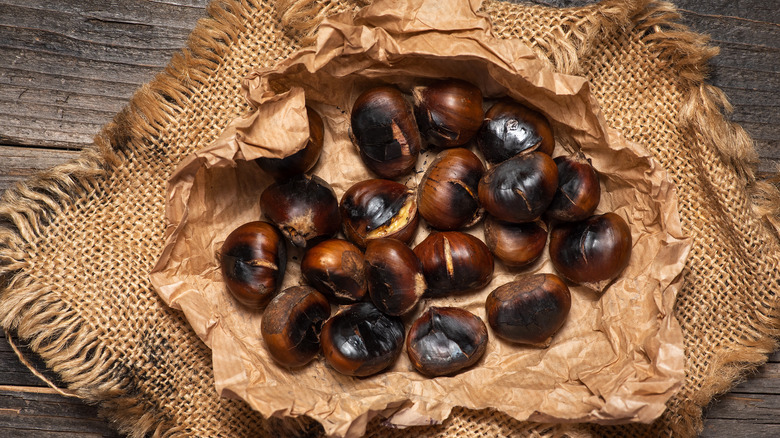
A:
[
  {"left": 546, "top": 153, "right": 601, "bottom": 222},
  {"left": 301, "top": 239, "right": 367, "bottom": 303},
  {"left": 406, "top": 307, "right": 488, "bottom": 377},
  {"left": 483, "top": 216, "right": 547, "bottom": 268},
  {"left": 255, "top": 107, "right": 324, "bottom": 180},
  {"left": 350, "top": 86, "right": 421, "bottom": 179},
  {"left": 340, "top": 179, "right": 419, "bottom": 248},
  {"left": 413, "top": 231, "right": 494, "bottom": 297},
  {"left": 417, "top": 148, "right": 485, "bottom": 230},
  {"left": 548, "top": 212, "right": 632, "bottom": 291},
  {"left": 261, "top": 286, "right": 331, "bottom": 367},
  {"left": 260, "top": 174, "right": 340, "bottom": 248},
  {"left": 320, "top": 302, "right": 405, "bottom": 377},
  {"left": 413, "top": 79, "right": 484, "bottom": 148},
  {"left": 364, "top": 238, "right": 425, "bottom": 316},
  {"left": 478, "top": 151, "right": 558, "bottom": 223},
  {"left": 485, "top": 273, "right": 571, "bottom": 346},
  {"left": 219, "top": 221, "right": 286, "bottom": 309},
  {"left": 476, "top": 101, "right": 554, "bottom": 163}
]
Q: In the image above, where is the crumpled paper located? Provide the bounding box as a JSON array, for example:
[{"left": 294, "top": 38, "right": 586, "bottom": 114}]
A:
[{"left": 150, "top": 0, "right": 690, "bottom": 436}]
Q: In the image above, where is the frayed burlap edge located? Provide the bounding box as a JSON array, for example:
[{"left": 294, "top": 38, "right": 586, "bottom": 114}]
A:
[{"left": 0, "top": 1, "right": 777, "bottom": 437}]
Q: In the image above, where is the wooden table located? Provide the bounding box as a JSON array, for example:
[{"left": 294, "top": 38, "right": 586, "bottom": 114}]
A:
[{"left": 0, "top": 0, "right": 777, "bottom": 436}]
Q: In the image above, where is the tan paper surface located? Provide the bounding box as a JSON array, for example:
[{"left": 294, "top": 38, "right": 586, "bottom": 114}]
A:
[{"left": 150, "top": 0, "right": 690, "bottom": 436}]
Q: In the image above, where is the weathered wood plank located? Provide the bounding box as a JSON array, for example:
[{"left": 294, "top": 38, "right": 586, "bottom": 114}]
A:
[{"left": 0, "top": 146, "right": 81, "bottom": 193}]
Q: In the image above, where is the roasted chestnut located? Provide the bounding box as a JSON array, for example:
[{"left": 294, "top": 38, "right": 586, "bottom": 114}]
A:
[
  {"left": 320, "top": 302, "right": 405, "bottom": 377},
  {"left": 476, "top": 101, "right": 554, "bottom": 163},
  {"left": 350, "top": 86, "right": 421, "bottom": 179},
  {"left": 406, "top": 307, "right": 488, "bottom": 377},
  {"left": 483, "top": 216, "right": 547, "bottom": 268},
  {"left": 413, "top": 79, "right": 484, "bottom": 148},
  {"left": 478, "top": 151, "right": 558, "bottom": 223},
  {"left": 301, "top": 239, "right": 367, "bottom": 303},
  {"left": 255, "top": 107, "right": 324, "bottom": 180},
  {"left": 417, "top": 148, "right": 485, "bottom": 230},
  {"left": 261, "top": 286, "right": 331, "bottom": 367},
  {"left": 413, "top": 231, "right": 494, "bottom": 297},
  {"left": 340, "top": 179, "right": 419, "bottom": 248},
  {"left": 364, "top": 238, "right": 425, "bottom": 316},
  {"left": 546, "top": 153, "right": 600, "bottom": 222},
  {"left": 549, "top": 212, "right": 632, "bottom": 291},
  {"left": 219, "top": 221, "right": 286, "bottom": 309},
  {"left": 260, "top": 174, "right": 340, "bottom": 248},
  {"left": 485, "top": 273, "right": 571, "bottom": 346}
]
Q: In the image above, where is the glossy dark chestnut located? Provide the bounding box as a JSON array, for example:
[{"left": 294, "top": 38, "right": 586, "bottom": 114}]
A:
[
  {"left": 477, "top": 101, "right": 554, "bottom": 163},
  {"left": 483, "top": 216, "right": 547, "bottom": 268},
  {"left": 413, "top": 231, "right": 494, "bottom": 297},
  {"left": 417, "top": 148, "right": 485, "bottom": 230},
  {"left": 255, "top": 107, "right": 324, "bottom": 180},
  {"left": 413, "top": 79, "right": 484, "bottom": 148},
  {"left": 546, "top": 153, "right": 601, "bottom": 222},
  {"left": 364, "top": 238, "right": 425, "bottom": 316},
  {"left": 340, "top": 179, "right": 419, "bottom": 248},
  {"left": 301, "top": 239, "right": 367, "bottom": 303}
]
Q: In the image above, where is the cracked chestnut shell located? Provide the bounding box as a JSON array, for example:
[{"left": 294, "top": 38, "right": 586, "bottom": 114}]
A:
[
  {"left": 413, "top": 231, "right": 494, "bottom": 297},
  {"left": 549, "top": 212, "right": 632, "bottom": 291},
  {"left": 406, "top": 307, "right": 488, "bottom": 377},
  {"left": 301, "top": 239, "right": 367, "bottom": 303},
  {"left": 483, "top": 216, "right": 547, "bottom": 268},
  {"left": 350, "top": 86, "right": 421, "bottom": 179},
  {"left": 478, "top": 151, "right": 558, "bottom": 223},
  {"left": 417, "top": 148, "right": 485, "bottom": 230},
  {"left": 414, "top": 79, "right": 484, "bottom": 148},
  {"left": 260, "top": 174, "right": 340, "bottom": 248},
  {"left": 320, "top": 302, "right": 405, "bottom": 377},
  {"left": 546, "top": 153, "right": 601, "bottom": 222},
  {"left": 219, "top": 221, "right": 286, "bottom": 309},
  {"left": 365, "top": 238, "right": 425, "bottom": 316},
  {"left": 340, "top": 179, "right": 419, "bottom": 248},
  {"left": 485, "top": 273, "right": 571, "bottom": 346},
  {"left": 255, "top": 107, "right": 324, "bottom": 180},
  {"left": 261, "top": 286, "right": 331, "bottom": 368},
  {"left": 477, "top": 101, "right": 554, "bottom": 164}
]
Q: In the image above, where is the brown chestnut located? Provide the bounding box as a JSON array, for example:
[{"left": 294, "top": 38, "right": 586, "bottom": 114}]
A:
[
  {"left": 261, "top": 286, "right": 331, "bottom": 367},
  {"left": 340, "top": 179, "right": 419, "bottom": 248},
  {"left": 485, "top": 273, "right": 571, "bottom": 346},
  {"left": 350, "top": 86, "right": 421, "bottom": 179},
  {"left": 413, "top": 231, "right": 494, "bottom": 297},
  {"left": 219, "top": 221, "right": 286, "bottom": 309},
  {"left": 478, "top": 151, "right": 558, "bottom": 223},
  {"left": 483, "top": 216, "right": 547, "bottom": 268},
  {"left": 546, "top": 153, "right": 601, "bottom": 222},
  {"left": 320, "top": 302, "right": 405, "bottom": 377},
  {"left": 417, "top": 148, "right": 485, "bottom": 230},
  {"left": 255, "top": 107, "right": 324, "bottom": 180},
  {"left": 548, "top": 212, "right": 632, "bottom": 291},
  {"left": 413, "top": 79, "right": 484, "bottom": 148},
  {"left": 476, "top": 101, "right": 554, "bottom": 163},
  {"left": 260, "top": 174, "right": 340, "bottom": 248},
  {"left": 301, "top": 239, "right": 367, "bottom": 303},
  {"left": 364, "top": 238, "right": 425, "bottom": 316},
  {"left": 406, "top": 307, "right": 488, "bottom": 377}
]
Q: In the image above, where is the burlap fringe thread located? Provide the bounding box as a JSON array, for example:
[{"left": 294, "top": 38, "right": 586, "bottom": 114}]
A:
[{"left": 0, "top": 0, "right": 778, "bottom": 437}]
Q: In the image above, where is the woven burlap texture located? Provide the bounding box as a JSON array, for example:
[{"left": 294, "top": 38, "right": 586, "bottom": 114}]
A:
[{"left": 1, "top": 0, "right": 778, "bottom": 437}]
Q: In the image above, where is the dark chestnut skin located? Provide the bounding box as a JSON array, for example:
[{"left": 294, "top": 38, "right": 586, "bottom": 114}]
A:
[
  {"left": 476, "top": 101, "right": 554, "bottom": 163},
  {"left": 255, "top": 107, "right": 324, "bottom": 180},
  {"left": 483, "top": 216, "right": 547, "bottom": 268},
  {"left": 546, "top": 153, "right": 601, "bottom": 222},
  {"left": 364, "top": 238, "right": 425, "bottom": 316},
  {"left": 485, "top": 273, "right": 571, "bottom": 346},
  {"left": 478, "top": 151, "right": 558, "bottom": 223},
  {"left": 549, "top": 212, "right": 632, "bottom": 291},
  {"left": 260, "top": 174, "right": 340, "bottom": 248},
  {"left": 320, "top": 302, "right": 405, "bottom": 377},
  {"left": 301, "top": 239, "right": 367, "bottom": 303},
  {"left": 406, "top": 307, "right": 488, "bottom": 377},
  {"left": 261, "top": 286, "right": 331, "bottom": 368},
  {"left": 219, "top": 221, "right": 287, "bottom": 309},
  {"left": 413, "top": 231, "right": 494, "bottom": 297},
  {"left": 350, "top": 86, "right": 422, "bottom": 179},
  {"left": 340, "top": 179, "right": 419, "bottom": 248},
  {"left": 417, "top": 148, "right": 485, "bottom": 230},
  {"left": 413, "top": 79, "right": 484, "bottom": 148}
]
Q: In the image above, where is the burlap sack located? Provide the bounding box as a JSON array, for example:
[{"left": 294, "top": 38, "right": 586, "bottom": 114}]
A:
[{"left": 1, "top": 0, "right": 777, "bottom": 436}]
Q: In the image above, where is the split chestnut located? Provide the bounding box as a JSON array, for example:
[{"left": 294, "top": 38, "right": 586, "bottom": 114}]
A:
[
  {"left": 417, "top": 148, "right": 485, "bottom": 230},
  {"left": 340, "top": 179, "right": 418, "bottom": 248},
  {"left": 365, "top": 238, "right": 425, "bottom": 316},
  {"left": 301, "top": 239, "right": 367, "bottom": 303},
  {"left": 546, "top": 153, "right": 600, "bottom": 222},
  {"left": 413, "top": 231, "right": 494, "bottom": 297},
  {"left": 413, "top": 79, "right": 484, "bottom": 148},
  {"left": 483, "top": 216, "right": 547, "bottom": 268},
  {"left": 477, "top": 101, "right": 554, "bottom": 164}
]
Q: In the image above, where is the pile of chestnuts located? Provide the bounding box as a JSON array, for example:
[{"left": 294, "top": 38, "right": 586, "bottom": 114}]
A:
[{"left": 218, "top": 79, "right": 633, "bottom": 378}]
